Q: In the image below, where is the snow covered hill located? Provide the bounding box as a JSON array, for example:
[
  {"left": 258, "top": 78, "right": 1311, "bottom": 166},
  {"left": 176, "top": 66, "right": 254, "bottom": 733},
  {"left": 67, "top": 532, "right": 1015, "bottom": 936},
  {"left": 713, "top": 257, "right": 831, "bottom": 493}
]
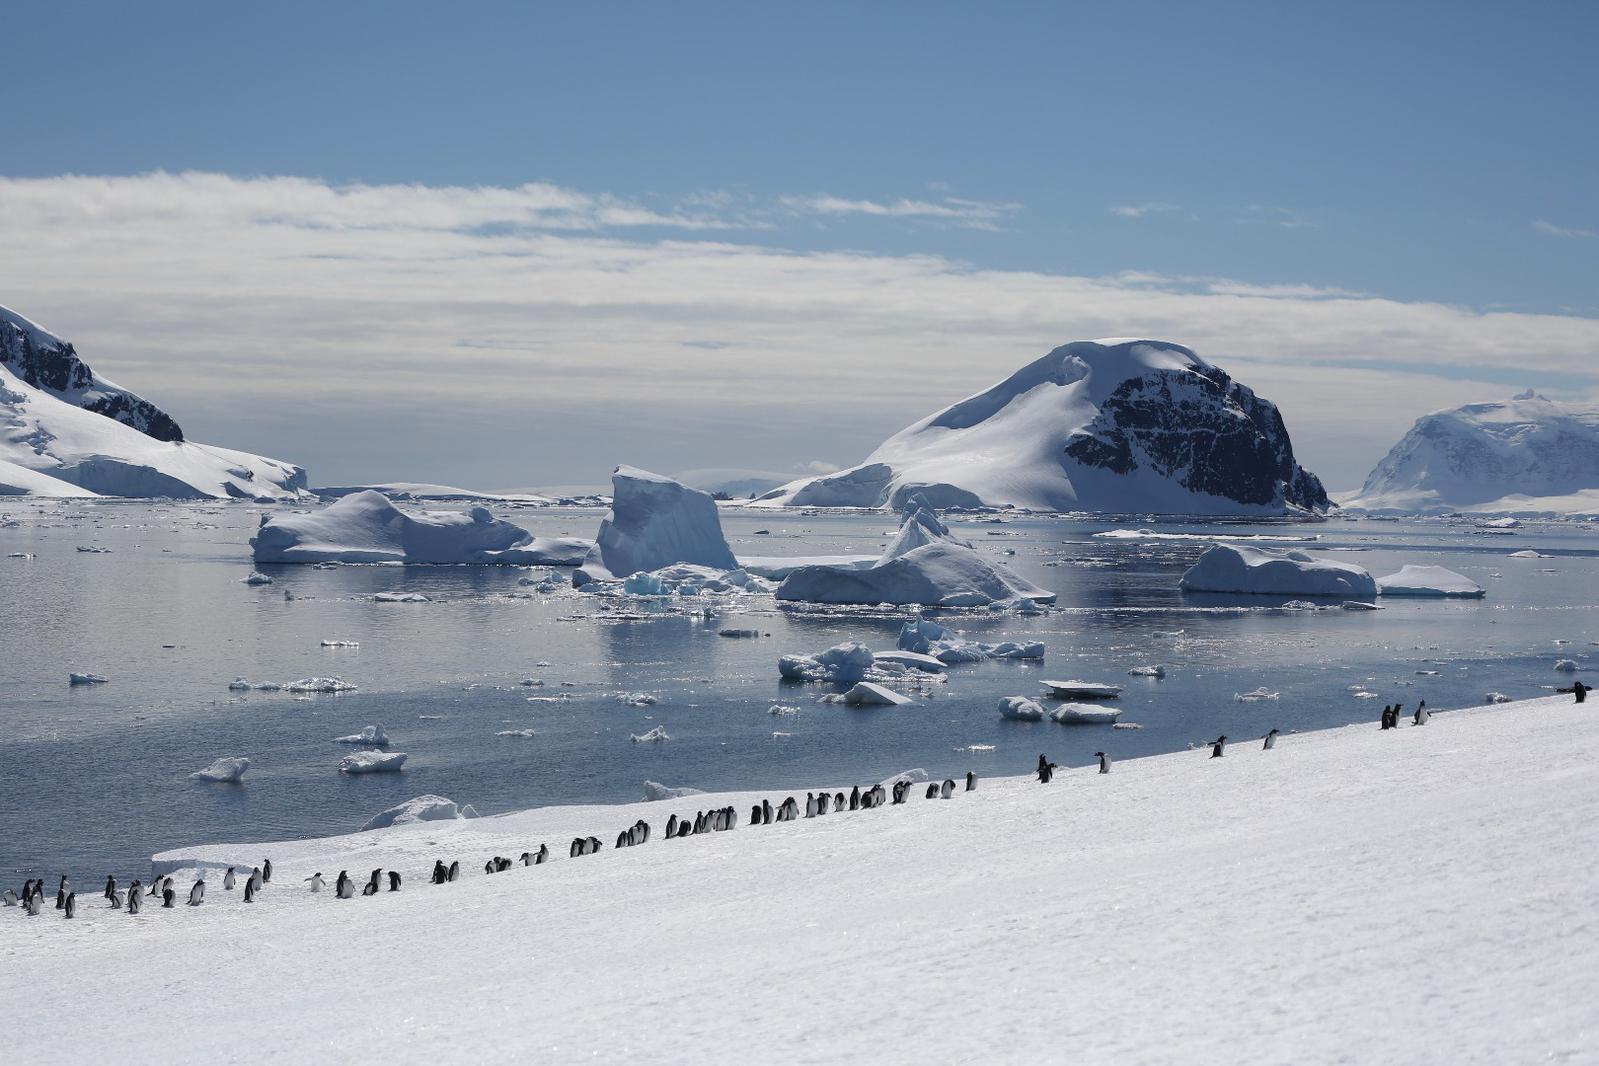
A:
[
  {"left": 0, "top": 305, "right": 306, "bottom": 500},
  {"left": 1338, "top": 390, "right": 1599, "bottom": 515},
  {"left": 755, "top": 339, "right": 1329, "bottom": 515},
  {"left": 12, "top": 695, "right": 1597, "bottom": 1063}
]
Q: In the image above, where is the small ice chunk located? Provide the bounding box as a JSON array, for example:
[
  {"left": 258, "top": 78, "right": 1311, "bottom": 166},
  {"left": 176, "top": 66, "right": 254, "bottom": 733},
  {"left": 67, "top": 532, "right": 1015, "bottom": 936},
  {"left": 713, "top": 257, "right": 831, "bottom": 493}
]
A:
[
  {"left": 338, "top": 750, "right": 407, "bottom": 774},
  {"left": 495, "top": 728, "right": 536, "bottom": 737},
  {"left": 373, "top": 592, "right": 429, "bottom": 603},
  {"left": 333, "top": 724, "right": 389, "bottom": 745},
  {"left": 242, "top": 571, "right": 273, "bottom": 585},
  {"left": 1485, "top": 692, "right": 1513, "bottom": 704},
  {"left": 1554, "top": 660, "right": 1579, "bottom": 673},
  {"left": 998, "top": 696, "right": 1046, "bottom": 721},
  {"left": 228, "top": 678, "right": 282, "bottom": 691},
  {"left": 1050, "top": 702, "right": 1122, "bottom": 724},
  {"left": 617, "top": 692, "right": 659, "bottom": 707},
  {"left": 1235, "top": 687, "right": 1281, "bottom": 701},
  {"left": 320, "top": 639, "right": 359, "bottom": 647},
  {"left": 630, "top": 726, "right": 670, "bottom": 743},
  {"left": 287, "top": 677, "right": 357, "bottom": 693},
  {"left": 1128, "top": 665, "right": 1166, "bottom": 678},
  {"left": 68, "top": 672, "right": 108, "bottom": 685},
  {"left": 191, "top": 756, "right": 249, "bottom": 782},
  {"left": 1040, "top": 679, "right": 1122, "bottom": 699},
  {"left": 768, "top": 704, "right": 800, "bottom": 716},
  {"left": 842, "top": 681, "right": 912, "bottom": 706}
]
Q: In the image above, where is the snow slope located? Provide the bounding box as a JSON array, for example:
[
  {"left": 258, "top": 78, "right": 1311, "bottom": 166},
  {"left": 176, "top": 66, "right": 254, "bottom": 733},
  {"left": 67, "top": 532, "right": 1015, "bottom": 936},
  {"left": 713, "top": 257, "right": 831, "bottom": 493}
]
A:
[
  {"left": 1340, "top": 390, "right": 1599, "bottom": 515},
  {"left": 0, "top": 457, "right": 97, "bottom": 497},
  {"left": 755, "top": 339, "right": 1329, "bottom": 515},
  {"left": 12, "top": 695, "right": 1596, "bottom": 1064},
  {"left": 0, "top": 308, "right": 306, "bottom": 500}
]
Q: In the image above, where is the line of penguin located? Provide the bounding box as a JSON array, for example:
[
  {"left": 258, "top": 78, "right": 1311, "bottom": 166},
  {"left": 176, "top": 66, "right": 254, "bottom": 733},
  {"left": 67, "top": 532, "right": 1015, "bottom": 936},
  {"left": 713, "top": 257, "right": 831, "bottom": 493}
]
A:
[{"left": 7, "top": 692, "right": 1524, "bottom": 923}]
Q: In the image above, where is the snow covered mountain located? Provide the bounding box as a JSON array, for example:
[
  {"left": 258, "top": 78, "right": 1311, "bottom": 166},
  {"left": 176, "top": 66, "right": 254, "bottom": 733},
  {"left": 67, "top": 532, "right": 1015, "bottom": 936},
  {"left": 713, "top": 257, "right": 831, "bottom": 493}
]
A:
[
  {"left": 754, "top": 339, "right": 1329, "bottom": 515},
  {"left": 1338, "top": 391, "right": 1599, "bottom": 515},
  {"left": 0, "top": 304, "right": 307, "bottom": 499}
]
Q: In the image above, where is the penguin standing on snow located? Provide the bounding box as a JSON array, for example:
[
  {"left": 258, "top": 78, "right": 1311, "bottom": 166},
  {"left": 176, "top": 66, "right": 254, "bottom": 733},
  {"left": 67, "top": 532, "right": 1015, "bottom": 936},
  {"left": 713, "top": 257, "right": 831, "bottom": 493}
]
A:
[
  {"left": 365, "top": 870, "right": 382, "bottom": 895},
  {"left": 261, "top": 859, "right": 273, "bottom": 884},
  {"left": 110, "top": 890, "right": 123, "bottom": 910},
  {"left": 334, "top": 871, "right": 352, "bottom": 899},
  {"left": 448, "top": 861, "right": 460, "bottom": 882},
  {"left": 1575, "top": 680, "right": 1588, "bottom": 704},
  {"left": 126, "top": 887, "right": 141, "bottom": 915},
  {"left": 817, "top": 793, "right": 830, "bottom": 815},
  {"left": 1263, "top": 728, "right": 1280, "bottom": 750},
  {"left": 1379, "top": 705, "right": 1391, "bottom": 730},
  {"left": 188, "top": 879, "right": 205, "bottom": 906},
  {"left": 762, "top": 799, "right": 774, "bottom": 823},
  {"left": 1210, "top": 736, "right": 1227, "bottom": 758},
  {"left": 64, "top": 892, "right": 76, "bottom": 919},
  {"left": 26, "top": 891, "right": 43, "bottom": 916},
  {"left": 431, "top": 860, "right": 448, "bottom": 884},
  {"left": 1414, "top": 701, "right": 1429, "bottom": 726},
  {"left": 306, "top": 873, "right": 325, "bottom": 893},
  {"left": 519, "top": 852, "right": 533, "bottom": 866},
  {"left": 248, "top": 868, "right": 263, "bottom": 896},
  {"left": 805, "top": 793, "right": 818, "bottom": 818},
  {"left": 56, "top": 875, "right": 69, "bottom": 910},
  {"left": 3, "top": 888, "right": 16, "bottom": 906},
  {"left": 534, "top": 845, "right": 548, "bottom": 865},
  {"left": 1036, "top": 754, "right": 1057, "bottom": 784},
  {"left": 243, "top": 877, "right": 257, "bottom": 903},
  {"left": 162, "top": 887, "right": 176, "bottom": 908},
  {"left": 849, "top": 786, "right": 861, "bottom": 811},
  {"left": 1095, "top": 751, "right": 1111, "bottom": 774},
  {"left": 104, "top": 875, "right": 116, "bottom": 902},
  {"left": 748, "top": 805, "right": 762, "bottom": 826},
  {"left": 667, "top": 814, "right": 680, "bottom": 838},
  {"left": 924, "top": 783, "right": 938, "bottom": 799},
  {"left": 388, "top": 871, "right": 401, "bottom": 892},
  {"left": 966, "top": 771, "right": 976, "bottom": 791},
  {"left": 941, "top": 779, "right": 955, "bottom": 798},
  {"left": 834, "top": 791, "right": 846, "bottom": 810},
  {"left": 224, "top": 867, "right": 236, "bottom": 891}
]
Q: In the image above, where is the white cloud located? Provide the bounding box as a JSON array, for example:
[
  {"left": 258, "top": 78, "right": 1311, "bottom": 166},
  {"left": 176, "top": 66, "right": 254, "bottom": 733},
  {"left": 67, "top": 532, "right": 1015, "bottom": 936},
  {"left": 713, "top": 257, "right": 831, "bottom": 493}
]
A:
[
  {"left": 1533, "top": 219, "right": 1597, "bottom": 240},
  {"left": 1232, "top": 204, "right": 1316, "bottom": 229},
  {"left": 780, "top": 194, "right": 1020, "bottom": 229},
  {"left": 799, "top": 460, "right": 842, "bottom": 474},
  {"left": 1109, "top": 202, "right": 1179, "bottom": 218},
  {"left": 2, "top": 172, "right": 1597, "bottom": 489}
]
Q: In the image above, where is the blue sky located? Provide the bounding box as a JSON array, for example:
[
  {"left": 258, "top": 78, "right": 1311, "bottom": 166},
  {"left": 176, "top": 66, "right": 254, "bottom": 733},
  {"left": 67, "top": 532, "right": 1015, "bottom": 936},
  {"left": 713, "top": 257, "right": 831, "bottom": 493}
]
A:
[{"left": 3, "top": 1, "right": 1597, "bottom": 489}]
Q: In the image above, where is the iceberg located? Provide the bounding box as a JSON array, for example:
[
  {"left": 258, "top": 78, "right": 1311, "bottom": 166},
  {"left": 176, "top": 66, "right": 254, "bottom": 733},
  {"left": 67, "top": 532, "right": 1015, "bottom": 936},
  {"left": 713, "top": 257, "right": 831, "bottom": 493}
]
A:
[
  {"left": 251, "top": 490, "right": 584, "bottom": 565},
  {"left": 872, "top": 650, "right": 946, "bottom": 673},
  {"left": 775, "top": 496, "right": 1056, "bottom": 608},
  {"left": 242, "top": 571, "right": 273, "bottom": 585},
  {"left": 896, "top": 618, "right": 1045, "bottom": 664},
  {"left": 778, "top": 641, "right": 876, "bottom": 684},
  {"left": 1554, "top": 660, "right": 1578, "bottom": 673},
  {"left": 1041, "top": 680, "right": 1123, "bottom": 700},
  {"left": 1180, "top": 543, "right": 1379, "bottom": 599},
  {"left": 333, "top": 724, "right": 390, "bottom": 746},
  {"left": 191, "top": 757, "right": 250, "bottom": 783},
  {"left": 287, "top": 677, "right": 357, "bottom": 694},
  {"left": 575, "top": 466, "right": 736, "bottom": 583},
  {"left": 1375, "top": 565, "right": 1486, "bottom": 598},
  {"left": 842, "top": 682, "right": 912, "bottom": 707},
  {"left": 998, "top": 696, "right": 1047, "bottom": 721},
  {"left": 630, "top": 726, "right": 670, "bottom": 743},
  {"left": 642, "top": 780, "right": 705, "bottom": 801},
  {"left": 1128, "top": 665, "right": 1166, "bottom": 678},
  {"left": 1050, "top": 703, "right": 1122, "bottom": 724},
  {"left": 68, "top": 672, "right": 108, "bottom": 685},
  {"left": 338, "top": 750, "right": 407, "bottom": 774},
  {"left": 359, "top": 795, "right": 469, "bottom": 831}
]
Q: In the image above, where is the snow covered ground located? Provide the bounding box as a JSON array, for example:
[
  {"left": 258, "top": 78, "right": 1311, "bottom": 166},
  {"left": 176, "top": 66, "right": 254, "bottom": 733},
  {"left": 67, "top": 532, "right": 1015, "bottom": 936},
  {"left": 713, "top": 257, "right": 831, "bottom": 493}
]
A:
[{"left": 10, "top": 694, "right": 1597, "bottom": 1063}]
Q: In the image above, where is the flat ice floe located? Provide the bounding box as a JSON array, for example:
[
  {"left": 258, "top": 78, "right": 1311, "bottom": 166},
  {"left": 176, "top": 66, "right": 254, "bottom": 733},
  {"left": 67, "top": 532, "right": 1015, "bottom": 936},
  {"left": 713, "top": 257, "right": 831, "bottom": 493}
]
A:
[
  {"left": 1040, "top": 679, "right": 1123, "bottom": 699},
  {"left": 1049, "top": 702, "right": 1122, "bottom": 724},
  {"left": 1180, "top": 543, "right": 1379, "bottom": 598},
  {"left": 841, "top": 682, "right": 912, "bottom": 707},
  {"left": 338, "top": 750, "right": 407, "bottom": 774},
  {"left": 1375, "top": 564, "right": 1485, "bottom": 598},
  {"left": 191, "top": 756, "right": 250, "bottom": 782},
  {"left": 67, "top": 672, "right": 108, "bottom": 685}
]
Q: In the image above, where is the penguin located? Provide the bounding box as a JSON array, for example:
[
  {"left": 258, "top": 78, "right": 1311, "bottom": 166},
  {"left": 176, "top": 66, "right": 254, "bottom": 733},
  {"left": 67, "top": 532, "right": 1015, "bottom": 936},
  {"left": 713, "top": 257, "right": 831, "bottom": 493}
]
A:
[
  {"left": 966, "top": 771, "right": 976, "bottom": 792},
  {"left": 26, "top": 891, "right": 43, "bottom": 916},
  {"left": 388, "top": 871, "right": 401, "bottom": 892},
  {"left": 362, "top": 882, "right": 377, "bottom": 897},
  {"left": 64, "top": 892, "right": 76, "bottom": 919},
  {"left": 519, "top": 851, "right": 533, "bottom": 866},
  {"left": 925, "top": 783, "right": 939, "bottom": 800},
  {"left": 431, "top": 860, "right": 447, "bottom": 884},
  {"left": 725, "top": 808, "right": 737, "bottom": 830},
  {"left": 188, "top": 879, "right": 205, "bottom": 906},
  {"left": 676, "top": 821, "right": 691, "bottom": 839},
  {"left": 224, "top": 867, "right": 236, "bottom": 891},
  {"left": 485, "top": 859, "right": 496, "bottom": 874},
  {"left": 1095, "top": 751, "right": 1111, "bottom": 774},
  {"left": 307, "top": 873, "right": 325, "bottom": 893},
  {"left": 763, "top": 798, "right": 774, "bottom": 823},
  {"left": 1575, "top": 680, "right": 1588, "bottom": 704},
  {"left": 1380, "top": 705, "right": 1392, "bottom": 730},
  {"left": 834, "top": 791, "right": 846, "bottom": 810},
  {"left": 110, "top": 890, "right": 123, "bottom": 910},
  {"left": 1210, "top": 736, "right": 1227, "bottom": 758},
  {"left": 1393, "top": 704, "right": 1404, "bottom": 724},
  {"left": 570, "top": 839, "right": 583, "bottom": 858},
  {"left": 366, "top": 870, "right": 382, "bottom": 895},
  {"left": 667, "top": 814, "right": 679, "bottom": 838},
  {"left": 534, "top": 845, "right": 548, "bottom": 866},
  {"left": 1263, "top": 728, "right": 1280, "bottom": 750},
  {"left": 805, "top": 793, "right": 818, "bottom": 818},
  {"left": 586, "top": 836, "right": 601, "bottom": 853},
  {"left": 1414, "top": 701, "right": 1430, "bottom": 726},
  {"left": 817, "top": 793, "right": 830, "bottom": 815},
  {"left": 248, "top": 868, "right": 263, "bottom": 896},
  {"left": 162, "top": 888, "right": 176, "bottom": 908},
  {"left": 448, "top": 861, "right": 460, "bottom": 882},
  {"left": 335, "top": 871, "right": 352, "bottom": 898},
  {"left": 56, "top": 875, "right": 69, "bottom": 910},
  {"left": 617, "top": 831, "right": 630, "bottom": 849},
  {"left": 262, "top": 859, "right": 273, "bottom": 883},
  {"left": 639, "top": 820, "right": 651, "bottom": 843},
  {"left": 941, "top": 779, "right": 955, "bottom": 798},
  {"left": 2, "top": 888, "right": 15, "bottom": 906},
  {"left": 849, "top": 785, "right": 860, "bottom": 811},
  {"left": 875, "top": 785, "right": 887, "bottom": 806},
  {"left": 104, "top": 875, "right": 116, "bottom": 902},
  {"left": 1036, "top": 754, "right": 1052, "bottom": 784},
  {"left": 244, "top": 876, "right": 257, "bottom": 903},
  {"left": 749, "top": 805, "right": 762, "bottom": 826},
  {"left": 127, "top": 880, "right": 143, "bottom": 909}
]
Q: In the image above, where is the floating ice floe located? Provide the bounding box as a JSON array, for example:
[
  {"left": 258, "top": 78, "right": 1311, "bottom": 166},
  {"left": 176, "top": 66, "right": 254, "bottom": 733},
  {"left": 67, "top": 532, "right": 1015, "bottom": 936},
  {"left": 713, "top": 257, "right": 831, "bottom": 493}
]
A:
[
  {"left": 842, "top": 682, "right": 912, "bottom": 707},
  {"left": 191, "top": 756, "right": 250, "bottom": 782},
  {"left": 1341, "top": 600, "right": 1383, "bottom": 611},
  {"left": 1180, "top": 544, "right": 1378, "bottom": 598},
  {"left": 359, "top": 794, "right": 471, "bottom": 831},
  {"left": 1094, "top": 529, "right": 1318, "bottom": 542},
  {"left": 896, "top": 618, "right": 1044, "bottom": 664},
  {"left": 1050, "top": 702, "right": 1122, "bottom": 724},
  {"left": 1040, "top": 679, "right": 1122, "bottom": 700},
  {"left": 1375, "top": 565, "right": 1485, "bottom": 598},
  {"left": 872, "top": 649, "right": 947, "bottom": 673},
  {"left": 630, "top": 726, "right": 670, "bottom": 743},
  {"left": 228, "top": 678, "right": 283, "bottom": 691},
  {"left": 1554, "top": 660, "right": 1579, "bottom": 673},
  {"left": 775, "top": 495, "right": 1056, "bottom": 607},
  {"left": 287, "top": 677, "right": 357, "bottom": 694},
  {"left": 251, "top": 490, "right": 589, "bottom": 565},
  {"left": 768, "top": 704, "right": 800, "bottom": 716},
  {"left": 338, "top": 750, "right": 407, "bottom": 774},
  {"left": 1235, "top": 687, "right": 1281, "bottom": 702},
  {"left": 779, "top": 641, "right": 876, "bottom": 684},
  {"left": 575, "top": 466, "right": 737, "bottom": 585},
  {"left": 373, "top": 592, "right": 429, "bottom": 603},
  {"left": 998, "top": 696, "right": 1047, "bottom": 721},
  {"left": 719, "top": 628, "right": 761, "bottom": 638},
  {"left": 1127, "top": 665, "right": 1166, "bottom": 678},
  {"left": 1508, "top": 550, "right": 1551, "bottom": 559},
  {"left": 642, "top": 780, "right": 704, "bottom": 801},
  {"left": 617, "top": 692, "right": 658, "bottom": 707},
  {"left": 75, "top": 546, "right": 111, "bottom": 553},
  {"left": 495, "top": 729, "right": 536, "bottom": 738},
  {"left": 333, "top": 724, "right": 389, "bottom": 745},
  {"left": 1485, "top": 692, "right": 1514, "bottom": 704},
  {"left": 68, "top": 672, "right": 108, "bottom": 685},
  {"left": 320, "top": 639, "right": 359, "bottom": 648},
  {"left": 242, "top": 571, "right": 273, "bottom": 585}
]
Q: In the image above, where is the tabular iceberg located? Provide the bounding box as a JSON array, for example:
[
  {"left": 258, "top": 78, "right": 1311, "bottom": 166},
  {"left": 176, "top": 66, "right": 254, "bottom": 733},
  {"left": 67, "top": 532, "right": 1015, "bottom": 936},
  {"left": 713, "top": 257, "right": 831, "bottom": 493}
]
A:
[
  {"left": 576, "top": 466, "right": 737, "bottom": 583},
  {"left": 776, "top": 496, "right": 1056, "bottom": 607},
  {"left": 1180, "top": 543, "right": 1379, "bottom": 599},
  {"left": 1, "top": 304, "right": 307, "bottom": 500},
  {"left": 252, "top": 490, "right": 587, "bottom": 564},
  {"left": 1376, "top": 565, "right": 1486, "bottom": 598},
  {"left": 755, "top": 339, "right": 1328, "bottom": 515}
]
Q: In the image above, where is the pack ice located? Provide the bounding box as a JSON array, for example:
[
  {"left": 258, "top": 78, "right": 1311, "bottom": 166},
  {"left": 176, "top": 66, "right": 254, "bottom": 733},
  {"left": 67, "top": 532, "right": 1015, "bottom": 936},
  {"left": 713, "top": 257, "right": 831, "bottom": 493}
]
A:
[
  {"left": 755, "top": 339, "right": 1328, "bottom": 515},
  {"left": 251, "top": 490, "right": 590, "bottom": 565},
  {"left": 1, "top": 304, "right": 307, "bottom": 500},
  {"left": 1180, "top": 543, "right": 1379, "bottom": 599},
  {"left": 775, "top": 496, "right": 1056, "bottom": 607}
]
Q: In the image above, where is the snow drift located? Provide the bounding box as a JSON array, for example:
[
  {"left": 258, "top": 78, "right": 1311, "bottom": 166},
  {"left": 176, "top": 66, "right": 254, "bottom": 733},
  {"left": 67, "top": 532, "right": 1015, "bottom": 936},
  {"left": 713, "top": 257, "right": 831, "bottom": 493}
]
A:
[
  {"left": 1, "top": 304, "right": 307, "bottom": 500},
  {"left": 755, "top": 339, "right": 1328, "bottom": 514},
  {"left": 1180, "top": 543, "right": 1379, "bottom": 598}
]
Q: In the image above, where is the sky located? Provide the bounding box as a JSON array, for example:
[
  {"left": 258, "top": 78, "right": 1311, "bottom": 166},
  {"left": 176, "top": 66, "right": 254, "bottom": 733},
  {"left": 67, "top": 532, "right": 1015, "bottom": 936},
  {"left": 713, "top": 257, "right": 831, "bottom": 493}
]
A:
[{"left": 2, "top": 1, "right": 1596, "bottom": 492}]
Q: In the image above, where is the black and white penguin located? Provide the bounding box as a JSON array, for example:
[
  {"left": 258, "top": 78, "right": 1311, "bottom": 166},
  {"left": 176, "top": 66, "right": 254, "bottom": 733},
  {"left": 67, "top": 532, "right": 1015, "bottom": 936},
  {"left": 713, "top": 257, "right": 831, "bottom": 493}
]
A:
[
  {"left": 941, "top": 779, "right": 955, "bottom": 798},
  {"left": 586, "top": 836, "right": 601, "bottom": 853},
  {"left": 127, "top": 880, "right": 143, "bottom": 909},
  {"left": 224, "top": 867, "right": 236, "bottom": 891},
  {"left": 1210, "top": 736, "right": 1227, "bottom": 758},
  {"left": 1380, "top": 705, "right": 1392, "bottom": 730},
  {"left": 924, "top": 783, "right": 938, "bottom": 800},
  {"left": 1037, "top": 754, "right": 1057, "bottom": 784},
  {"left": 965, "top": 771, "right": 976, "bottom": 792},
  {"left": 162, "top": 888, "right": 176, "bottom": 908},
  {"left": 248, "top": 868, "right": 263, "bottom": 896},
  {"left": 242, "top": 876, "right": 256, "bottom": 903},
  {"left": 849, "top": 785, "right": 861, "bottom": 811},
  {"left": 1393, "top": 704, "right": 1404, "bottom": 724},
  {"left": 26, "top": 891, "right": 43, "bottom": 916},
  {"left": 763, "top": 798, "right": 774, "bottom": 823},
  {"left": 362, "top": 882, "right": 377, "bottom": 897},
  {"left": 805, "top": 793, "right": 817, "bottom": 818},
  {"left": 676, "top": 820, "right": 691, "bottom": 838},
  {"left": 834, "top": 791, "right": 846, "bottom": 810},
  {"left": 448, "top": 860, "right": 460, "bottom": 882},
  {"left": 335, "top": 871, "right": 352, "bottom": 898},
  {"left": 56, "top": 875, "right": 69, "bottom": 910},
  {"left": 1575, "top": 680, "right": 1588, "bottom": 704},
  {"left": 1414, "top": 701, "right": 1429, "bottom": 726},
  {"left": 64, "top": 892, "right": 76, "bottom": 919},
  {"left": 534, "top": 845, "right": 548, "bottom": 866},
  {"left": 307, "top": 873, "right": 325, "bottom": 893},
  {"left": 817, "top": 793, "right": 830, "bottom": 815},
  {"left": 1263, "top": 728, "right": 1280, "bottom": 750},
  {"left": 262, "top": 859, "right": 273, "bottom": 883},
  {"left": 570, "top": 838, "right": 583, "bottom": 858},
  {"left": 667, "top": 813, "right": 680, "bottom": 837},
  {"left": 748, "top": 805, "right": 761, "bottom": 826},
  {"left": 388, "top": 871, "right": 401, "bottom": 892},
  {"left": 110, "top": 890, "right": 123, "bottom": 909},
  {"left": 366, "top": 870, "right": 383, "bottom": 895},
  {"left": 1090, "top": 750, "right": 1108, "bottom": 774},
  {"left": 617, "top": 831, "right": 630, "bottom": 849},
  {"left": 3, "top": 888, "right": 16, "bottom": 906},
  {"left": 104, "top": 875, "right": 116, "bottom": 902},
  {"left": 519, "top": 851, "right": 533, "bottom": 866},
  {"left": 188, "top": 879, "right": 205, "bottom": 906},
  {"left": 485, "top": 859, "right": 497, "bottom": 875}
]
